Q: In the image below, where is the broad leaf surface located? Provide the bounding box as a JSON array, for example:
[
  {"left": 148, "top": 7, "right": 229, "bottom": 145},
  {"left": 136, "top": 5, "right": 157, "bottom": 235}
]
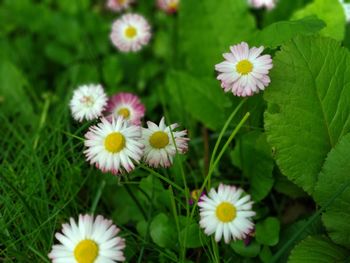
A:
[
  {"left": 292, "top": 0, "right": 346, "bottom": 41},
  {"left": 264, "top": 35, "right": 350, "bottom": 194},
  {"left": 288, "top": 236, "right": 349, "bottom": 263},
  {"left": 314, "top": 133, "right": 350, "bottom": 247}
]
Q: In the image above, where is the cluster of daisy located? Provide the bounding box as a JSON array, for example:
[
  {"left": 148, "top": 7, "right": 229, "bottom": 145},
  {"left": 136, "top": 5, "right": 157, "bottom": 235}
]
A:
[
  {"left": 69, "top": 84, "right": 189, "bottom": 174},
  {"left": 107, "top": 0, "right": 179, "bottom": 53}
]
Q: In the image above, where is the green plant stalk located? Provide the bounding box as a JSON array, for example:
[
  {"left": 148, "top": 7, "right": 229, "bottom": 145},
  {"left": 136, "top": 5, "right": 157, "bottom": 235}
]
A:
[
  {"left": 90, "top": 179, "right": 106, "bottom": 214},
  {"left": 33, "top": 94, "right": 51, "bottom": 150},
  {"left": 139, "top": 164, "right": 185, "bottom": 194},
  {"left": 271, "top": 181, "right": 350, "bottom": 262},
  {"left": 169, "top": 186, "right": 181, "bottom": 247},
  {"left": 124, "top": 184, "right": 147, "bottom": 221},
  {"left": 183, "top": 112, "right": 250, "bottom": 255},
  {"left": 209, "top": 99, "right": 247, "bottom": 169},
  {"left": 28, "top": 245, "right": 50, "bottom": 263}
]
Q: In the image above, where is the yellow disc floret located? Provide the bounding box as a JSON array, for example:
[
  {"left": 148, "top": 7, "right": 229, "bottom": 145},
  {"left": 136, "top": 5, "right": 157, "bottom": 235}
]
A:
[
  {"left": 125, "top": 26, "right": 137, "bottom": 39},
  {"left": 149, "top": 131, "right": 169, "bottom": 149},
  {"left": 117, "top": 108, "right": 130, "bottom": 118},
  {"left": 105, "top": 132, "right": 125, "bottom": 153},
  {"left": 216, "top": 202, "right": 236, "bottom": 223},
  {"left": 74, "top": 239, "right": 99, "bottom": 263},
  {"left": 236, "top": 60, "right": 253, "bottom": 75}
]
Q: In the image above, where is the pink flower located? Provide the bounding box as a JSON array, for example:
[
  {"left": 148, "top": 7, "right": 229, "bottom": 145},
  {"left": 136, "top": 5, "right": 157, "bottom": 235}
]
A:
[
  {"left": 106, "top": 0, "right": 134, "bottom": 12},
  {"left": 215, "top": 42, "right": 273, "bottom": 97},
  {"left": 157, "top": 0, "right": 179, "bottom": 13},
  {"left": 105, "top": 92, "right": 145, "bottom": 125}
]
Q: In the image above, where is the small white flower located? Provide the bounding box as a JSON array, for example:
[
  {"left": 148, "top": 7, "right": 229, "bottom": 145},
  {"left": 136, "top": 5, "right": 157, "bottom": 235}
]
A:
[
  {"left": 339, "top": 0, "right": 350, "bottom": 22},
  {"left": 215, "top": 42, "right": 273, "bottom": 97},
  {"left": 198, "top": 184, "right": 256, "bottom": 243},
  {"left": 48, "top": 214, "right": 126, "bottom": 263},
  {"left": 110, "top": 13, "right": 151, "bottom": 52},
  {"left": 107, "top": 0, "right": 134, "bottom": 12},
  {"left": 84, "top": 116, "right": 144, "bottom": 174},
  {"left": 142, "top": 117, "right": 189, "bottom": 168},
  {"left": 248, "top": 0, "right": 277, "bottom": 10},
  {"left": 69, "top": 84, "right": 108, "bottom": 122}
]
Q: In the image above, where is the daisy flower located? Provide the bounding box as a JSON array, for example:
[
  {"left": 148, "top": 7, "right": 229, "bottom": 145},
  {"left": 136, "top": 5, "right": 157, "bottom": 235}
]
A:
[
  {"left": 340, "top": 0, "right": 350, "bottom": 22},
  {"left": 84, "top": 116, "right": 144, "bottom": 174},
  {"left": 247, "top": 0, "right": 277, "bottom": 9},
  {"left": 48, "top": 214, "right": 125, "bottom": 263},
  {"left": 215, "top": 42, "right": 273, "bottom": 97},
  {"left": 105, "top": 92, "right": 145, "bottom": 125},
  {"left": 157, "top": 0, "right": 179, "bottom": 13},
  {"left": 107, "top": 0, "right": 134, "bottom": 12},
  {"left": 198, "top": 184, "right": 256, "bottom": 243},
  {"left": 142, "top": 117, "right": 189, "bottom": 168},
  {"left": 110, "top": 13, "right": 151, "bottom": 52},
  {"left": 69, "top": 84, "right": 108, "bottom": 122}
]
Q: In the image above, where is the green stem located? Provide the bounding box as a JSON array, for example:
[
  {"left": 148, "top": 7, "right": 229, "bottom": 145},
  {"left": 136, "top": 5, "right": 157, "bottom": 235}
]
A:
[
  {"left": 90, "top": 179, "right": 106, "bottom": 214},
  {"left": 139, "top": 164, "right": 185, "bottom": 194},
  {"left": 209, "top": 99, "right": 247, "bottom": 169},
  {"left": 124, "top": 184, "right": 147, "bottom": 221}
]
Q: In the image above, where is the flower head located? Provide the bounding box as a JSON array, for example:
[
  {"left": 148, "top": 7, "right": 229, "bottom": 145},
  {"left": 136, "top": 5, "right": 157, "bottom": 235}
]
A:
[
  {"left": 110, "top": 13, "right": 151, "bottom": 52},
  {"left": 105, "top": 92, "right": 145, "bottom": 125},
  {"left": 84, "top": 116, "right": 144, "bottom": 174},
  {"left": 215, "top": 42, "right": 273, "bottom": 97},
  {"left": 107, "top": 0, "right": 134, "bottom": 12},
  {"left": 189, "top": 189, "right": 205, "bottom": 205},
  {"left": 142, "top": 117, "right": 189, "bottom": 168},
  {"left": 69, "top": 84, "right": 108, "bottom": 122},
  {"left": 248, "top": 0, "right": 277, "bottom": 9},
  {"left": 48, "top": 214, "right": 125, "bottom": 263},
  {"left": 157, "top": 0, "right": 179, "bottom": 13},
  {"left": 340, "top": 0, "right": 350, "bottom": 22},
  {"left": 198, "top": 184, "right": 256, "bottom": 243}
]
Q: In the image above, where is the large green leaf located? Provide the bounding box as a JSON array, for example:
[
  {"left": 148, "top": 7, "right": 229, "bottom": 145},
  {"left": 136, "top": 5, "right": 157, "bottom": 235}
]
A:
[
  {"left": 251, "top": 16, "right": 325, "bottom": 49},
  {"left": 292, "top": 0, "right": 346, "bottom": 41},
  {"left": 179, "top": 0, "right": 255, "bottom": 76},
  {"left": 288, "top": 236, "right": 349, "bottom": 263},
  {"left": 264, "top": 35, "right": 350, "bottom": 194},
  {"left": 166, "top": 71, "right": 232, "bottom": 130},
  {"left": 314, "top": 133, "right": 350, "bottom": 247}
]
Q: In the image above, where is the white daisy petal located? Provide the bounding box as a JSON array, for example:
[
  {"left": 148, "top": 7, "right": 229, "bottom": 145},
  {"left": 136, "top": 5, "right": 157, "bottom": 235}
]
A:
[
  {"left": 69, "top": 84, "right": 108, "bottom": 122},
  {"left": 49, "top": 214, "right": 125, "bottom": 263},
  {"left": 248, "top": 0, "right": 277, "bottom": 10},
  {"left": 110, "top": 13, "right": 151, "bottom": 53},
  {"left": 84, "top": 116, "right": 144, "bottom": 175},
  {"left": 141, "top": 117, "right": 189, "bottom": 168},
  {"left": 215, "top": 42, "right": 273, "bottom": 97},
  {"left": 198, "top": 184, "right": 255, "bottom": 243}
]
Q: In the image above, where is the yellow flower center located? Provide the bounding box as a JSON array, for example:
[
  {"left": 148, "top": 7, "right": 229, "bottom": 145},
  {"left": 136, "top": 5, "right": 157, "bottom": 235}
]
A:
[
  {"left": 149, "top": 131, "right": 169, "bottom": 149},
  {"left": 117, "top": 108, "right": 130, "bottom": 119},
  {"left": 168, "top": 1, "right": 178, "bottom": 9},
  {"left": 216, "top": 202, "right": 236, "bottom": 223},
  {"left": 74, "top": 239, "right": 99, "bottom": 263},
  {"left": 81, "top": 96, "right": 94, "bottom": 107},
  {"left": 104, "top": 132, "right": 125, "bottom": 153},
  {"left": 236, "top": 60, "right": 253, "bottom": 75},
  {"left": 125, "top": 26, "right": 137, "bottom": 39},
  {"left": 117, "top": 0, "right": 126, "bottom": 4}
]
